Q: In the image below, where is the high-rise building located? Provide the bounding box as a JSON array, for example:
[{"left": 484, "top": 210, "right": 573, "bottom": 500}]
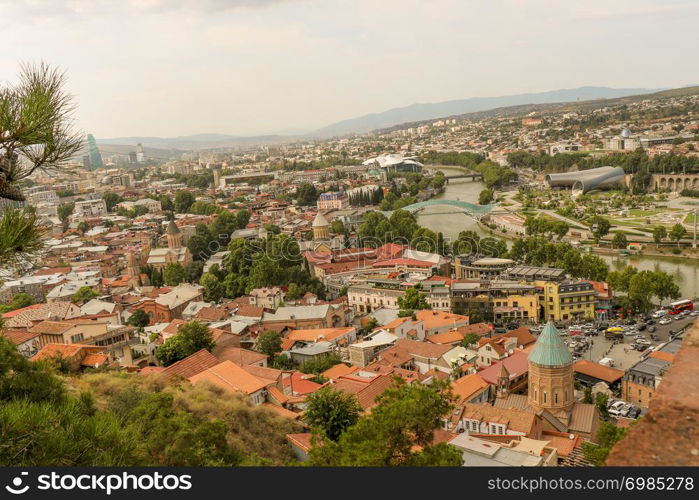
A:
[
  {"left": 86, "top": 134, "right": 104, "bottom": 170},
  {"left": 136, "top": 143, "right": 145, "bottom": 163}
]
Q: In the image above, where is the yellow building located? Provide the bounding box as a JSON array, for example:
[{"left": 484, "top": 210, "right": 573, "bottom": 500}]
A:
[
  {"left": 492, "top": 293, "right": 539, "bottom": 323},
  {"left": 535, "top": 280, "right": 596, "bottom": 321}
]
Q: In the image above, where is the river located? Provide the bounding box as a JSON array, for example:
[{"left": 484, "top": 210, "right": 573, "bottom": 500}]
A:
[
  {"left": 417, "top": 166, "right": 491, "bottom": 240},
  {"left": 419, "top": 166, "right": 699, "bottom": 299}
]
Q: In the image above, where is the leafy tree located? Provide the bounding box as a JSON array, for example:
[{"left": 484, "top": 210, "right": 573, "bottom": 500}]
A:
[
  {"left": 173, "top": 190, "right": 195, "bottom": 213},
  {"left": 299, "top": 354, "right": 343, "bottom": 375},
  {"left": 478, "top": 189, "right": 494, "bottom": 205},
  {"left": 256, "top": 331, "right": 282, "bottom": 358},
  {"left": 71, "top": 286, "right": 98, "bottom": 304},
  {"left": 595, "top": 392, "right": 609, "bottom": 420},
  {"left": 582, "top": 421, "right": 628, "bottom": 465},
  {"left": 189, "top": 201, "right": 217, "bottom": 215},
  {"left": 296, "top": 183, "right": 319, "bottom": 206},
  {"left": 0, "top": 337, "right": 66, "bottom": 404},
  {"left": 452, "top": 230, "right": 480, "bottom": 255},
  {"left": 652, "top": 225, "right": 667, "bottom": 247},
  {"left": 460, "top": 333, "right": 480, "bottom": 347},
  {"left": 102, "top": 192, "right": 124, "bottom": 212},
  {"left": 611, "top": 232, "right": 628, "bottom": 249},
  {"left": 126, "top": 309, "right": 150, "bottom": 328},
  {"left": 156, "top": 321, "right": 215, "bottom": 366},
  {"left": 330, "top": 220, "right": 345, "bottom": 235},
  {"left": 590, "top": 216, "right": 611, "bottom": 241},
  {"left": 200, "top": 272, "right": 224, "bottom": 302},
  {"left": 163, "top": 262, "right": 186, "bottom": 286},
  {"left": 304, "top": 388, "right": 361, "bottom": 441},
  {"left": 271, "top": 354, "right": 297, "bottom": 370},
  {"left": 0, "top": 292, "right": 34, "bottom": 314},
  {"left": 308, "top": 380, "right": 462, "bottom": 466},
  {"left": 479, "top": 237, "right": 507, "bottom": 257},
  {"left": 652, "top": 271, "right": 680, "bottom": 305},
  {"left": 397, "top": 287, "right": 431, "bottom": 313},
  {"left": 669, "top": 223, "right": 687, "bottom": 247},
  {"left": 57, "top": 202, "right": 74, "bottom": 232},
  {"left": 77, "top": 220, "right": 89, "bottom": 235}
]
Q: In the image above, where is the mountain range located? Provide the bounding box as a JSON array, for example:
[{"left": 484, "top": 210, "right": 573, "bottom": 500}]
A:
[{"left": 96, "top": 85, "right": 664, "bottom": 150}]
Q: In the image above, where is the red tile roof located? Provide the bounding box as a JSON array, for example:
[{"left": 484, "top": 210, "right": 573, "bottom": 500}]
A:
[
  {"left": 479, "top": 350, "right": 529, "bottom": 384},
  {"left": 161, "top": 349, "right": 219, "bottom": 380},
  {"left": 216, "top": 347, "right": 268, "bottom": 366},
  {"left": 573, "top": 360, "right": 625, "bottom": 383},
  {"left": 333, "top": 374, "right": 394, "bottom": 409},
  {"left": 284, "top": 371, "right": 324, "bottom": 396}
]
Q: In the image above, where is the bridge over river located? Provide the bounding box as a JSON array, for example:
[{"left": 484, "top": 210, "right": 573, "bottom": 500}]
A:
[
  {"left": 382, "top": 199, "right": 498, "bottom": 219},
  {"left": 444, "top": 172, "right": 483, "bottom": 182}
]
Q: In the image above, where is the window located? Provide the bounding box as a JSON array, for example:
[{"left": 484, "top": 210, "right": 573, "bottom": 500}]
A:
[
  {"left": 554, "top": 392, "right": 559, "bottom": 404},
  {"left": 543, "top": 391, "right": 547, "bottom": 403},
  {"left": 70, "top": 333, "right": 84, "bottom": 343}
]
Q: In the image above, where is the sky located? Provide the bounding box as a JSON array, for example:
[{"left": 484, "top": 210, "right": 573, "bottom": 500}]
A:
[{"left": 1, "top": 0, "right": 698, "bottom": 138}]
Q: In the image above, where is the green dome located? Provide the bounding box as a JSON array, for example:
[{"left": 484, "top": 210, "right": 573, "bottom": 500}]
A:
[{"left": 529, "top": 321, "right": 573, "bottom": 367}]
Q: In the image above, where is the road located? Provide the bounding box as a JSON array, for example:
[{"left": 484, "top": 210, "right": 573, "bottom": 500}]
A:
[{"left": 576, "top": 315, "right": 696, "bottom": 371}]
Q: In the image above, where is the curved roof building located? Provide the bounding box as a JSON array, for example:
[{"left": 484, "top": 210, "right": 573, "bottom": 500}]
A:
[
  {"left": 544, "top": 166, "right": 625, "bottom": 197},
  {"left": 362, "top": 154, "right": 423, "bottom": 173}
]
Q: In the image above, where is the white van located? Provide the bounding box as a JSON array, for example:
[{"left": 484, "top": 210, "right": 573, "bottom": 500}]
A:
[{"left": 599, "top": 357, "right": 615, "bottom": 367}]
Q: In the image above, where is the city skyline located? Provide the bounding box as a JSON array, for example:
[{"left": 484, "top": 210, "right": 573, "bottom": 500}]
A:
[{"left": 1, "top": 0, "right": 699, "bottom": 138}]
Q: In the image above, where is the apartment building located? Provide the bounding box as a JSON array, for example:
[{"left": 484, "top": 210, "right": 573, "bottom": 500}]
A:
[
  {"left": 536, "top": 280, "right": 597, "bottom": 321},
  {"left": 74, "top": 199, "right": 108, "bottom": 218},
  {"left": 317, "top": 191, "right": 349, "bottom": 210}
]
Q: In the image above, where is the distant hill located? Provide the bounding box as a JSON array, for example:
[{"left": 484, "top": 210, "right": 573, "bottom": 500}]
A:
[
  {"left": 96, "top": 133, "right": 301, "bottom": 151},
  {"left": 96, "top": 85, "right": 693, "bottom": 151},
  {"left": 314, "top": 86, "right": 663, "bottom": 137}
]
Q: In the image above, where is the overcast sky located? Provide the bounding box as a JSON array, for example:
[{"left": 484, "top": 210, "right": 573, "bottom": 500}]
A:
[{"left": 1, "top": 0, "right": 697, "bottom": 138}]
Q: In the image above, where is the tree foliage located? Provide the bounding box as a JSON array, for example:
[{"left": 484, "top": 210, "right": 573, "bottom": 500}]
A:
[
  {"left": 156, "top": 321, "right": 215, "bottom": 366},
  {"left": 163, "top": 262, "right": 186, "bottom": 286},
  {"left": 304, "top": 387, "right": 361, "bottom": 441},
  {"left": 307, "top": 379, "right": 462, "bottom": 466},
  {"left": 397, "top": 287, "right": 431, "bottom": 313},
  {"left": 256, "top": 331, "right": 281, "bottom": 358},
  {"left": 71, "top": 286, "right": 98, "bottom": 304},
  {"left": 0, "top": 63, "right": 82, "bottom": 202}
]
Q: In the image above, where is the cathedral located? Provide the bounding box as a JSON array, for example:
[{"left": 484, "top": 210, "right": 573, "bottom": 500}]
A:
[
  {"left": 147, "top": 220, "right": 192, "bottom": 269},
  {"left": 494, "top": 321, "right": 601, "bottom": 441}
]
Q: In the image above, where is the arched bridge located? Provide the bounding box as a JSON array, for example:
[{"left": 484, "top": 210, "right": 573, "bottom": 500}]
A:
[
  {"left": 382, "top": 199, "right": 498, "bottom": 219},
  {"left": 444, "top": 172, "right": 483, "bottom": 182}
]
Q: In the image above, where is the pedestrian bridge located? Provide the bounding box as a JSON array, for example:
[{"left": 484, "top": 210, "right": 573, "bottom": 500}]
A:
[{"left": 383, "top": 199, "right": 498, "bottom": 218}]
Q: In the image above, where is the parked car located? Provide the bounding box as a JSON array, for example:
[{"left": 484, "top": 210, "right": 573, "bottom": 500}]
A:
[
  {"left": 637, "top": 323, "right": 646, "bottom": 331},
  {"left": 634, "top": 334, "right": 646, "bottom": 340},
  {"left": 620, "top": 404, "right": 633, "bottom": 417},
  {"left": 650, "top": 333, "right": 660, "bottom": 341},
  {"left": 659, "top": 318, "right": 672, "bottom": 325},
  {"left": 690, "top": 310, "right": 699, "bottom": 317},
  {"left": 646, "top": 319, "right": 656, "bottom": 325},
  {"left": 628, "top": 407, "right": 642, "bottom": 419},
  {"left": 608, "top": 401, "right": 626, "bottom": 417},
  {"left": 647, "top": 325, "right": 657, "bottom": 333}
]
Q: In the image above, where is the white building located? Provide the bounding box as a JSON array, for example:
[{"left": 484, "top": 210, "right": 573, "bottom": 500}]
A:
[{"left": 74, "top": 199, "right": 108, "bottom": 218}]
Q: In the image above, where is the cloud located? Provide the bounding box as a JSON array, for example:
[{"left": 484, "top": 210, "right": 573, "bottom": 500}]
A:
[{"left": 0, "top": 0, "right": 296, "bottom": 20}]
